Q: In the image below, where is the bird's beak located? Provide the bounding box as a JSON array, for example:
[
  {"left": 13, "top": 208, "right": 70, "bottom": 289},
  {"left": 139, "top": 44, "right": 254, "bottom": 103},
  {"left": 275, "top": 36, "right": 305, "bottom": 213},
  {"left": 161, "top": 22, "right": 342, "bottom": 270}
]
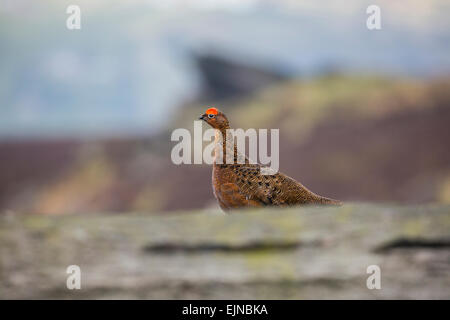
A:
[{"left": 198, "top": 113, "right": 206, "bottom": 120}]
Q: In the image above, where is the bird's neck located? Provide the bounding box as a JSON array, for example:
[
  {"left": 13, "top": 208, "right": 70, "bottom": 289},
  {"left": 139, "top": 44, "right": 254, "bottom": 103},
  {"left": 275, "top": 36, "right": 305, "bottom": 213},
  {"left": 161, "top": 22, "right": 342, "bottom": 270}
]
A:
[{"left": 213, "top": 127, "right": 242, "bottom": 165}]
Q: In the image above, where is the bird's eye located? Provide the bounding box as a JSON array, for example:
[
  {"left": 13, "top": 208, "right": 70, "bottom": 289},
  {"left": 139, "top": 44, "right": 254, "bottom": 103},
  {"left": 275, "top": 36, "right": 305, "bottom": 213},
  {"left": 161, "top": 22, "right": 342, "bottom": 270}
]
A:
[{"left": 208, "top": 113, "right": 215, "bottom": 119}]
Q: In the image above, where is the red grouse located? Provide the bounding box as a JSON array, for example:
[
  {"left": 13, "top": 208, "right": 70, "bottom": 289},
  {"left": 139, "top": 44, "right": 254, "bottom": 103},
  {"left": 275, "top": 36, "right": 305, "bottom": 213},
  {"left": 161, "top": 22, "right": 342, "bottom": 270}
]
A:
[{"left": 199, "top": 107, "right": 341, "bottom": 211}]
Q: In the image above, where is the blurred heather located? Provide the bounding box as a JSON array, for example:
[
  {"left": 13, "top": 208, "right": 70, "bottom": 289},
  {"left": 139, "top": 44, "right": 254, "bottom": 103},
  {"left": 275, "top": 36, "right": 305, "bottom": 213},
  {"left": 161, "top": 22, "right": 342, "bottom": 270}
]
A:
[{"left": 1, "top": 0, "right": 450, "bottom": 214}]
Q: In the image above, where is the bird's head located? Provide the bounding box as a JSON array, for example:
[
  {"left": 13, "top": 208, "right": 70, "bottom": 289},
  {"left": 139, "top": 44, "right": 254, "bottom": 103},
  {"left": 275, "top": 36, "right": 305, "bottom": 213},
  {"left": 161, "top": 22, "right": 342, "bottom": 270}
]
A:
[{"left": 199, "top": 107, "right": 230, "bottom": 130}]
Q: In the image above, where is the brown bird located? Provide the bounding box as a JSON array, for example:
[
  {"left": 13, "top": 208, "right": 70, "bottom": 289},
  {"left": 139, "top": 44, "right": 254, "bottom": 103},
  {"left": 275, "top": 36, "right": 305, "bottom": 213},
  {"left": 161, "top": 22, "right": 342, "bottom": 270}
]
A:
[{"left": 199, "top": 107, "right": 341, "bottom": 211}]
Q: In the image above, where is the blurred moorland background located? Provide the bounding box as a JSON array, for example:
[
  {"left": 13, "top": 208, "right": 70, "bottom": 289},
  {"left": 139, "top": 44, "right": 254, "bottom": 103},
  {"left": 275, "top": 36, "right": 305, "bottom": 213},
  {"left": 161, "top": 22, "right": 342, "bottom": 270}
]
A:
[{"left": 1, "top": 0, "right": 450, "bottom": 215}]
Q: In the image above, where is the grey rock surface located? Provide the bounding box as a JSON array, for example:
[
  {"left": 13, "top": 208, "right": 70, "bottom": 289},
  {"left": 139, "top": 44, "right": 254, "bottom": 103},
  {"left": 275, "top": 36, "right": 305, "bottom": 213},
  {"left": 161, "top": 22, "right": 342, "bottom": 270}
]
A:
[{"left": 1, "top": 204, "right": 450, "bottom": 299}]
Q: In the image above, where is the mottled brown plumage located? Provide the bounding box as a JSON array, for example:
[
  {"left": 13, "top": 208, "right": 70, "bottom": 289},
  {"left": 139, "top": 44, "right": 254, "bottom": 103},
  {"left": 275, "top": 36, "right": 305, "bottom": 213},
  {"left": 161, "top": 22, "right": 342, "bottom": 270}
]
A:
[{"left": 199, "top": 107, "right": 341, "bottom": 211}]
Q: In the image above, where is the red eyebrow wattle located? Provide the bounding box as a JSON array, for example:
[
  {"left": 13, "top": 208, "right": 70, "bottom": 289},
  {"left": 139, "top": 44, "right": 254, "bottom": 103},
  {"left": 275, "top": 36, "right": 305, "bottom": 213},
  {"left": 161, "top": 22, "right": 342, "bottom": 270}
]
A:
[{"left": 205, "top": 107, "right": 218, "bottom": 115}]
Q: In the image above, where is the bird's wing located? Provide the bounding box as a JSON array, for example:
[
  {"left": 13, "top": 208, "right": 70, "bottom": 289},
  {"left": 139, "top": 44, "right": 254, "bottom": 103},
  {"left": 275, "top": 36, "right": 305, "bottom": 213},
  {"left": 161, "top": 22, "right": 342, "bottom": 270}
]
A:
[
  {"left": 231, "top": 165, "right": 289, "bottom": 206},
  {"left": 272, "top": 172, "right": 342, "bottom": 205},
  {"left": 232, "top": 165, "right": 336, "bottom": 206}
]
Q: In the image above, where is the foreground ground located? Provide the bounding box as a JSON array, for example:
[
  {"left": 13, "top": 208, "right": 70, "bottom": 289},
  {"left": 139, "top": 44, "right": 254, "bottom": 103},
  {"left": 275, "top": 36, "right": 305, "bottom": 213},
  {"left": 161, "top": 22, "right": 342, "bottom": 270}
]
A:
[{"left": 1, "top": 203, "right": 449, "bottom": 299}]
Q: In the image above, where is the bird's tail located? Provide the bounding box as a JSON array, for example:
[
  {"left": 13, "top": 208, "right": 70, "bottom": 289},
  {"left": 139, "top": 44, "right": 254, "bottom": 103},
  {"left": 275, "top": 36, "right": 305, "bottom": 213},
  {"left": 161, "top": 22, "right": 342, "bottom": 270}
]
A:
[{"left": 317, "top": 196, "right": 342, "bottom": 206}]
